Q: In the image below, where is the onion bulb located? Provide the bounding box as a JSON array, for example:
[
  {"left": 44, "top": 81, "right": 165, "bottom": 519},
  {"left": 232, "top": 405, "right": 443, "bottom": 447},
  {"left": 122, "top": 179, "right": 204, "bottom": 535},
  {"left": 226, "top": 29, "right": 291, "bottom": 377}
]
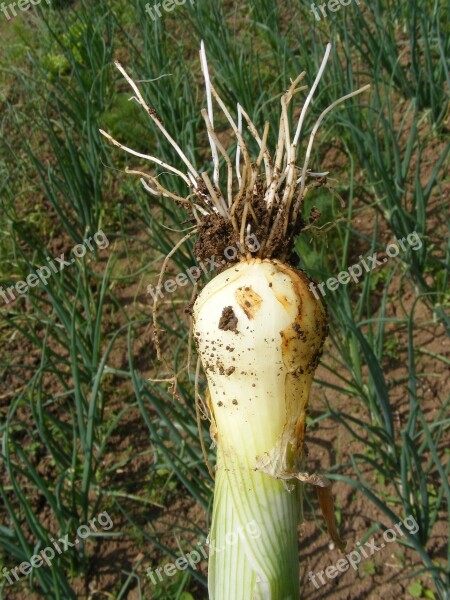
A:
[{"left": 193, "top": 259, "right": 327, "bottom": 598}]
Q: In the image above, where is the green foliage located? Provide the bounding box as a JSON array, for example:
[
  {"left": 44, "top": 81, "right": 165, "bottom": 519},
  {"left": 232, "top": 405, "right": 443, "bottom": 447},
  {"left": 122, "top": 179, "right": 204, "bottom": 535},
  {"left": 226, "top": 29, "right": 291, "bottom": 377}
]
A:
[{"left": 362, "top": 561, "right": 376, "bottom": 576}]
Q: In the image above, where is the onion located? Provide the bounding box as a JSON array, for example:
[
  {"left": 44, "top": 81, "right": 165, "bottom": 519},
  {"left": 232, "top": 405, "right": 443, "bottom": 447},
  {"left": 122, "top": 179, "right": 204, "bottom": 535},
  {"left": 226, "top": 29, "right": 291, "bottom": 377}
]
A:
[
  {"left": 101, "top": 41, "right": 369, "bottom": 600},
  {"left": 194, "top": 259, "right": 327, "bottom": 598}
]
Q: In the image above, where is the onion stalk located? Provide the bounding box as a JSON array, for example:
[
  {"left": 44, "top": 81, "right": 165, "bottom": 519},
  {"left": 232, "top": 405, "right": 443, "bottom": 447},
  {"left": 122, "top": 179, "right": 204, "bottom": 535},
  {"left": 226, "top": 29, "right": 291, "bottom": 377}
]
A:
[{"left": 101, "top": 42, "right": 369, "bottom": 599}]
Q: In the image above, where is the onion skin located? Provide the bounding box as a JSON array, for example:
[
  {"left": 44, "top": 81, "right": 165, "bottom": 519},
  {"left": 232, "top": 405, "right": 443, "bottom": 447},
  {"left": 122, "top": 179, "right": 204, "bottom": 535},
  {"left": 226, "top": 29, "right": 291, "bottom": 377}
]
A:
[{"left": 193, "top": 258, "right": 328, "bottom": 599}]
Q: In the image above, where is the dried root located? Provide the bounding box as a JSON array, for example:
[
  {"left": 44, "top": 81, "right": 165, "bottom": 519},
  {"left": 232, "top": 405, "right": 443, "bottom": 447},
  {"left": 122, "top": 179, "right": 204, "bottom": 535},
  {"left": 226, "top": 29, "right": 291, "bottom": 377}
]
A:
[{"left": 100, "top": 42, "right": 369, "bottom": 265}]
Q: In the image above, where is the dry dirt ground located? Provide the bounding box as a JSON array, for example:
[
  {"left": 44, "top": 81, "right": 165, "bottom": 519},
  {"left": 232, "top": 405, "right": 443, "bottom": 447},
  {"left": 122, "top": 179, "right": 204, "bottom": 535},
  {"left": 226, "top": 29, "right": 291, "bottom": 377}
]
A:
[{"left": 1, "top": 199, "right": 448, "bottom": 599}]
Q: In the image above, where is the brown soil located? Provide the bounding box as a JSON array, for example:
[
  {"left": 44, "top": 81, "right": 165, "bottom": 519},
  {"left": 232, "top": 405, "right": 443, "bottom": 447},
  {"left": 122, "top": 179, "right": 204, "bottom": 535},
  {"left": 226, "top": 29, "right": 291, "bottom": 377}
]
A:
[
  {"left": 218, "top": 306, "right": 238, "bottom": 333},
  {"left": 1, "top": 137, "right": 447, "bottom": 600},
  {"left": 194, "top": 181, "right": 306, "bottom": 266}
]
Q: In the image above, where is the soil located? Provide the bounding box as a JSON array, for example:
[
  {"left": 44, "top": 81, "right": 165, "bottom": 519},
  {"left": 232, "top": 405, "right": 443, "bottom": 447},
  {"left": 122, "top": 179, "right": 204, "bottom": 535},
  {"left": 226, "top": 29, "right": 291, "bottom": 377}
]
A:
[
  {"left": 3, "top": 206, "right": 447, "bottom": 600},
  {"left": 194, "top": 180, "right": 306, "bottom": 267},
  {"left": 218, "top": 306, "right": 238, "bottom": 332}
]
